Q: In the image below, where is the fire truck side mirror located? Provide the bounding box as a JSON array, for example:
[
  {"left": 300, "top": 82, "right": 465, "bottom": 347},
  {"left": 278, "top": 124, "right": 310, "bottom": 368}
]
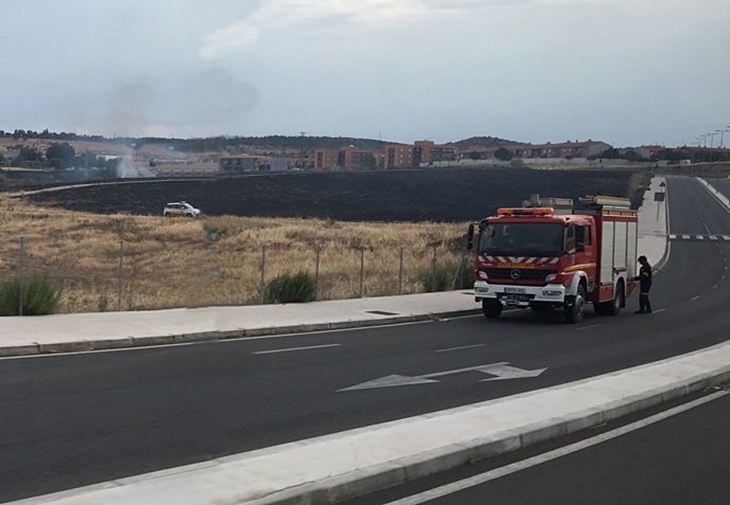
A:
[{"left": 466, "top": 224, "right": 475, "bottom": 251}]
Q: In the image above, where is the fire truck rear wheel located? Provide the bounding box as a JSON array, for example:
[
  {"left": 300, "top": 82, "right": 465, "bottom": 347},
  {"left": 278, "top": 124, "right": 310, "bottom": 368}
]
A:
[
  {"left": 598, "top": 281, "right": 624, "bottom": 316},
  {"left": 564, "top": 284, "right": 586, "bottom": 324},
  {"left": 482, "top": 300, "right": 502, "bottom": 319}
]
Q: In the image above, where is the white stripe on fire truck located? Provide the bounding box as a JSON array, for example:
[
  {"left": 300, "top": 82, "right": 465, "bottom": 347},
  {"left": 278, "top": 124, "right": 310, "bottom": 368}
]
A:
[{"left": 550, "top": 257, "right": 559, "bottom": 264}]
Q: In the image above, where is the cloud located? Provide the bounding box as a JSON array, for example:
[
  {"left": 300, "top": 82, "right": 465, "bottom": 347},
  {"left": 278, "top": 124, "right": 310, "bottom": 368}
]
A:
[{"left": 199, "top": 0, "right": 449, "bottom": 60}]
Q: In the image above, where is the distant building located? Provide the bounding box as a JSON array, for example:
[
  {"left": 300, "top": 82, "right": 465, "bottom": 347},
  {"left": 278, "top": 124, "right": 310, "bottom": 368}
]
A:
[
  {"left": 414, "top": 140, "right": 456, "bottom": 165},
  {"left": 314, "top": 146, "right": 380, "bottom": 171},
  {"left": 219, "top": 155, "right": 264, "bottom": 171},
  {"left": 314, "top": 148, "right": 340, "bottom": 171},
  {"left": 511, "top": 140, "right": 611, "bottom": 159},
  {"left": 385, "top": 140, "right": 455, "bottom": 169},
  {"left": 269, "top": 157, "right": 289, "bottom": 172},
  {"left": 385, "top": 144, "right": 415, "bottom": 169}
]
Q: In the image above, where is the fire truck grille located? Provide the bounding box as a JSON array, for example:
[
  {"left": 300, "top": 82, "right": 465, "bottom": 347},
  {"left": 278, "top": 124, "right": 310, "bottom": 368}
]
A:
[{"left": 483, "top": 268, "right": 556, "bottom": 283}]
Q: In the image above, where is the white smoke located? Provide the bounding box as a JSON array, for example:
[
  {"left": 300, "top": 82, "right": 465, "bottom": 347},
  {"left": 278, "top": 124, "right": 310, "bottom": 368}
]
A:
[{"left": 116, "top": 155, "right": 156, "bottom": 178}]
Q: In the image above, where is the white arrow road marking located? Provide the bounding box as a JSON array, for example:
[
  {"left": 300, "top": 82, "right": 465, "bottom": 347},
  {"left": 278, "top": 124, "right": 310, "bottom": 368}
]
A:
[
  {"left": 477, "top": 363, "right": 548, "bottom": 381},
  {"left": 339, "top": 374, "right": 441, "bottom": 391},
  {"left": 339, "top": 362, "right": 547, "bottom": 391}
]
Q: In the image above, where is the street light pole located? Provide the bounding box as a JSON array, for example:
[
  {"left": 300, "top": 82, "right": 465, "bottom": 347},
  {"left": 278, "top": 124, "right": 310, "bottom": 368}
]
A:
[
  {"left": 720, "top": 128, "right": 730, "bottom": 149},
  {"left": 708, "top": 132, "right": 717, "bottom": 148}
]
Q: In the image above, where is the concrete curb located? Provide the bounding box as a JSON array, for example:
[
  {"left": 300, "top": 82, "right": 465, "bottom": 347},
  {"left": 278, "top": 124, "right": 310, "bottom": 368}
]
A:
[
  {"left": 654, "top": 176, "right": 671, "bottom": 272},
  {"left": 697, "top": 177, "right": 730, "bottom": 212},
  {"left": 0, "top": 309, "right": 482, "bottom": 358}
]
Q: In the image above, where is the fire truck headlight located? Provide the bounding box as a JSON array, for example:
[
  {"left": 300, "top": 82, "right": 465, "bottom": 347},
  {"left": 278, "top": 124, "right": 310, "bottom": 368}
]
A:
[
  {"left": 544, "top": 273, "right": 557, "bottom": 283},
  {"left": 542, "top": 289, "right": 562, "bottom": 297}
]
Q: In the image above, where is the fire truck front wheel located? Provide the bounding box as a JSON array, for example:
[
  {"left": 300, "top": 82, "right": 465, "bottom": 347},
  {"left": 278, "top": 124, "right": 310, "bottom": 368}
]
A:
[
  {"left": 482, "top": 300, "right": 502, "bottom": 319},
  {"left": 564, "top": 284, "right": 586, "bottom": 324}
]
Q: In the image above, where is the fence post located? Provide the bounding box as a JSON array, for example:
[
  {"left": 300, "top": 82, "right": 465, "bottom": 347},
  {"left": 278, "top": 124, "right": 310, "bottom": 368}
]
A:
[
  {"left": 431, "top": 246, "right": 437, "bottom": 292},
  {"left": 18, "top": 237, "right": 25, "bottom": 316},
  {"left": 398, "top": 247, "right": 404, "bottom": 296},
  {"left": 452, "top": 248, "right": 466, "bottom": 290},
  {"left": 314, "top": 247, "right": 321, "bottom": 301},
  {"left": 259, "top": 245, "right": 266, "bottom": 304},
  {"left": 118, "top": 239, "right": 125, "bottom": 311},
  {"left": 359, "top": 248, "right": 365, "bottom": 298}
]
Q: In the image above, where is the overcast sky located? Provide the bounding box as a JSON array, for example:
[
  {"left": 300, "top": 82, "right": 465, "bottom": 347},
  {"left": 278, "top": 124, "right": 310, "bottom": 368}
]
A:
[{"left": 1, "top": 0, "right": 728, "bottom": 147}]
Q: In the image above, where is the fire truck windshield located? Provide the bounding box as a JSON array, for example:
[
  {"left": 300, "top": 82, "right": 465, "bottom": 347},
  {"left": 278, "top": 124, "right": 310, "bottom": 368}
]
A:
[{"left": 480, "top": 222, "right": 564, "bottom": 256}]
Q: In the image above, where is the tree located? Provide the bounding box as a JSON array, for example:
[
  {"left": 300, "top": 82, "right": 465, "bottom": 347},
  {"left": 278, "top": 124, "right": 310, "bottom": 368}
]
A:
[
  {"left": 358, "top": 153, "right": 377, "bottom": 170},
  {"left": 46, "top": 142, "right": 76, "bottom": 169},
  {"left": 15, "top": 146, "right": 43, "bottom": 167},
  {"left": 494, "top": 147, "right": 515, "bottom": 161}
]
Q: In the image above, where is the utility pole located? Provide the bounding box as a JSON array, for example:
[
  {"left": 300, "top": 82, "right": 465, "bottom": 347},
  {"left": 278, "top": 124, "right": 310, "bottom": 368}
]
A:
[{"left": 299, "top": 131, "right": 306, "bottom": 170}]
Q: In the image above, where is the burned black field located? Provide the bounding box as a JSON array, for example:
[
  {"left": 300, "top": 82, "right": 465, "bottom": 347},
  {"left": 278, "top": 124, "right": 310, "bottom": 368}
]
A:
[{"left": 24, "top": 167, "right": 643, "bottom": 222}]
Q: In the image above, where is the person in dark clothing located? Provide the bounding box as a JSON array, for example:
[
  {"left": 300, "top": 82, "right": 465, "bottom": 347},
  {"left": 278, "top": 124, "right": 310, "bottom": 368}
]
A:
[{"left": 634, "top": 255, "right": 652, "bottom": 314}]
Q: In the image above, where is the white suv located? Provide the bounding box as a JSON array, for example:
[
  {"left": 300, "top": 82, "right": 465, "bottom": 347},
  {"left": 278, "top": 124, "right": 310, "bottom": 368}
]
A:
[{"left": 163, "top": 201, "right": 201, "bottom": 218}]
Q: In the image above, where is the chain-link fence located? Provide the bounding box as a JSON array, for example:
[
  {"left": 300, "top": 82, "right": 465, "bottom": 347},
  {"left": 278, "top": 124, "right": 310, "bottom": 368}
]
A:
[{"left": 0, "top": 211, "right": 473, "bottom": 314}]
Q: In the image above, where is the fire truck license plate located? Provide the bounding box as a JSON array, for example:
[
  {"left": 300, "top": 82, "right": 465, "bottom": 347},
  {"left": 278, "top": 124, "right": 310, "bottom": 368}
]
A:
[{"left": 504, "top": 287, "right": 526, "bottom": 294}]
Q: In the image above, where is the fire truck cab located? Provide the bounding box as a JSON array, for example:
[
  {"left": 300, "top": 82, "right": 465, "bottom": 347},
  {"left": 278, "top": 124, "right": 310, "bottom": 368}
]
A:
[{"left": 467, "top": 195, "right": 638, "bottom": 324}]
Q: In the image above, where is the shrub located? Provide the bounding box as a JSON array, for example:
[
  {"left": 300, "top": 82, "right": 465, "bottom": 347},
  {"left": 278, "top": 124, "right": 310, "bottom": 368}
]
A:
[
  {"left": 0, "top": 274, "right": 62, "bottom": 316},
  {"left": 417, "top": 260, "right": 474, "bottom": 292},
  {"left": 263, "top": 271, "right": 317, "bottom": 304}
]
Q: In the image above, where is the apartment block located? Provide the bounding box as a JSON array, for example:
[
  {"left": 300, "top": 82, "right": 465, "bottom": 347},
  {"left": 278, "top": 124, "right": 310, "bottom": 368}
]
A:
[
  {"left": 385, "top": 140, "right": 456, "bottom": 169},
  {"left": 314, "top": 146, "right": 380, "bottom": 171}
]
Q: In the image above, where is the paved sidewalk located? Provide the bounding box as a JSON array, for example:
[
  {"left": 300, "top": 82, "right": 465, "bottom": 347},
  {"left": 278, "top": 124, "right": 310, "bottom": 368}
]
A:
[{"left": 0, "top": 290, "right": 479, "bottom": 357}]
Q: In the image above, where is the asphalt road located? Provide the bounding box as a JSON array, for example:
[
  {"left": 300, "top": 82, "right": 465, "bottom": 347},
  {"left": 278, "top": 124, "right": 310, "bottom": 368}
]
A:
[
  {"left": 1, "top": 176, "right": 729, "bottom": 503},
  {"left": 341, "top": 387, "right": 730, "bottom": 505}
]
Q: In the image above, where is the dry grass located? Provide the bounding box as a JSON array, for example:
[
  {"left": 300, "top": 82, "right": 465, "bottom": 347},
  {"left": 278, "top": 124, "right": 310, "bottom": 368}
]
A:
[{"left": 0, "top": 197, "right": 470, "bottom": 313}]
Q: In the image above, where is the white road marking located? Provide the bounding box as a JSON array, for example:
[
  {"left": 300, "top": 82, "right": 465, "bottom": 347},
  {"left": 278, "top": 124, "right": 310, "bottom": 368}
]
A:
[
  {"left": 652, "top": 308, "right": 667, "bottom": 314},
  {"left": 682, "top": 234, "right": 691, "bottom": 240},
  {"left": 691, "top": 295, "right": 701, "bottom": 301},
  {"left": 252, "top": 343, "right": 341, "bottom": 355},
  {"left": 576, "top": 324, "right": 602, "bottom": 331},
  {"left": 339, "top": 362, "right": 547, "bottom": 391},
  {"left": 382, "top": 390, "right": 729, "bottom": 505},
  {"left": 435, "top": 344, "right": 485, "bottom": 353}
]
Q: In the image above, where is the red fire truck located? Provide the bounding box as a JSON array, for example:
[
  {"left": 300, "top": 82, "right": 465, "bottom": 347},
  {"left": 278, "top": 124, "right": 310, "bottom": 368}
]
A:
[{"left": 466, "top": 195, "right": 638, "bottom": 323}]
